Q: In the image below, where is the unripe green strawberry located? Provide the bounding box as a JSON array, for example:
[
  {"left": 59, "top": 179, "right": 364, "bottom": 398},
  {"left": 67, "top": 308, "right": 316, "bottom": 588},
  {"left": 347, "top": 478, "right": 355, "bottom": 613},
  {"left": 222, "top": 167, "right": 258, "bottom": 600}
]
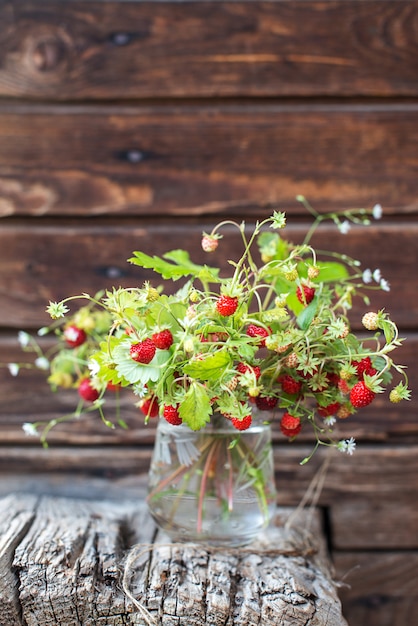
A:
[
  {"left": 130, "top": 338, "right": 156, "bottom": 364},
  {"left": 350, "top": 381, "right": 375, "bottom": 408},
  {"left": 362, "top": 312, "right": 379, "bottom": 331},
  {"left": 389, "top": 388, "right": 402, "bottom": 403},
  {"left": 143, "top": 282, "right": 160, "bottom": 302},
  {"left": 163, "top": 404, "right": 182, "bottom": 425},
  {"left": 78, "top": 377, "right": 100, "bottom": 402},
  {"left": 151, "top": 329, "right": 173, "bottom": 350},
  {"left": 64, "top": 325, "right": 87, "bottom": 348},
  {"left": 280, "top": 413, "right": 302, "bottom": 437},
  {"left": 216, "top": 295, "right": 238, "bottom": 317}
]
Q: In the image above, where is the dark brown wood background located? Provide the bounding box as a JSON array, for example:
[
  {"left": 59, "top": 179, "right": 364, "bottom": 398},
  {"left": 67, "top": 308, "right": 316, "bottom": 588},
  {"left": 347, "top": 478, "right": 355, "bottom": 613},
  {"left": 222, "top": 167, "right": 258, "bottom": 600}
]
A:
[{"left": 0, "top": 2, "right": 417, "bottom": 623}]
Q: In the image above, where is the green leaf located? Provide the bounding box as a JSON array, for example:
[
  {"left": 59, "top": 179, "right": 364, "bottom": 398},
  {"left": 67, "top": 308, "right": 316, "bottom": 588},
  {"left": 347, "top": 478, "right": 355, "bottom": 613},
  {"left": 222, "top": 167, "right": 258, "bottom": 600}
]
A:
[
  {"left": 296, "top": 299, "right": 318, "bottom": 330},
  {"left": 179, "top": 384, "right": 211, "bottom": 430},
  {"left": 183, "top": 349, "right": 231, "bottom": 382},
  {"left": 312, "top": 261, "right": 349, "bottom": 283},
  {"left": 128, "top": 251, "right": 192, "bottom": 280},
  {"left": 129, "top": 249, "right": 220, "bottom": 282},
  {"left": 113, "top": 339, "right": 170, "bottom": 385}
]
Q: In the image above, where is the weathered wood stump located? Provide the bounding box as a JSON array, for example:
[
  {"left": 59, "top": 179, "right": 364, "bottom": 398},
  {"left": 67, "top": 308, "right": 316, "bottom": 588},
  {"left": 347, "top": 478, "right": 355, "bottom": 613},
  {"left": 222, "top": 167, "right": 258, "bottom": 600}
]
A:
[{"left": 0, "top": 492, "right": 347, "bottom": 625}]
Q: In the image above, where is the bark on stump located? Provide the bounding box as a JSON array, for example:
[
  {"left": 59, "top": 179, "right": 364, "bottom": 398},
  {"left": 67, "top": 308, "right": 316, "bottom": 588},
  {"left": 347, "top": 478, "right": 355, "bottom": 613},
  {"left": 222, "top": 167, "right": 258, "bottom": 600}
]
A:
[{"left": 0, "top": 493, "right": 347, "bottom": 625}]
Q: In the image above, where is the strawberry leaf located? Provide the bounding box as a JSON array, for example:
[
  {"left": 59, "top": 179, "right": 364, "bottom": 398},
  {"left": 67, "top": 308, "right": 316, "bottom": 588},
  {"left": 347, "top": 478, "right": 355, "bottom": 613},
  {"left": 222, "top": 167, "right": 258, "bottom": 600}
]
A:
[
  {"left": 183, "top": 349, "right": 231, "bottom": 382},
  {"left": 129, "top": 249, "right": 220, "bottom": 282},
  {"left": 179, "top": 384, "right": 211, "bottom": 430},
  {"left": 296, "top": 299, "right": 318, "bottom": 330},
  {"left": 113, "top": 339, "right": 170, "bottom": 384}
]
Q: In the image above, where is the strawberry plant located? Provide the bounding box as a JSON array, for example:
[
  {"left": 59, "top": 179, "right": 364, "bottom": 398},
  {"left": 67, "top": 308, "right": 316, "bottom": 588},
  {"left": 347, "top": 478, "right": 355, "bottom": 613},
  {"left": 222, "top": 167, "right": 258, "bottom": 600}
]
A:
[{"left": 8, "top": 199, "right": 410, "bottom": 461}]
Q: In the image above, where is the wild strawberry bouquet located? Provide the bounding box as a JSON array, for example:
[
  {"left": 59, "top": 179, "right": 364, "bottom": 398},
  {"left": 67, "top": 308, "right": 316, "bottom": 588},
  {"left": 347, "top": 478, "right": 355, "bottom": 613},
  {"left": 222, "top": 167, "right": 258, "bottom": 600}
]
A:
[{"left": 12, "top": 199, "right": 410, "bottom": 461}]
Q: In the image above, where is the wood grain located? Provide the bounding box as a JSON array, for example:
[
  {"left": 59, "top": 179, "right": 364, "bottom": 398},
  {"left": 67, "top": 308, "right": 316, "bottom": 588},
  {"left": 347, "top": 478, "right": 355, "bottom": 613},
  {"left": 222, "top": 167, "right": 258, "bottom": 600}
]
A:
[
  {"left": 334, "top": 552, "right": 418, "bottom": 626},
  {"left": 331, "top": 499, "right": 418, "bottom": 549},
  {"left": 0, "top": 219, "right": 416, "bottom": 327},
  {"left": 0, "top": 445, "right": 417, "bottom": 508},
  {"left": 0, "top": 103, "right": 417, "bottom": 217},
  {"left": 0, "top": 1, "right": 417, "bottom": 98},
  {"left": 0, "top": 494, "right": 346, "bottom": 626}
]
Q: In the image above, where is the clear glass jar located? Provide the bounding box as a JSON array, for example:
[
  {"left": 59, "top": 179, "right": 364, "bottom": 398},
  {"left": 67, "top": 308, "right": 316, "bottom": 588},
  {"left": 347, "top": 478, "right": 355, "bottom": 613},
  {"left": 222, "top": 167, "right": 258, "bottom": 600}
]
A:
[{"left": 147, "top": 414, "right": 276, "bottom": 547}]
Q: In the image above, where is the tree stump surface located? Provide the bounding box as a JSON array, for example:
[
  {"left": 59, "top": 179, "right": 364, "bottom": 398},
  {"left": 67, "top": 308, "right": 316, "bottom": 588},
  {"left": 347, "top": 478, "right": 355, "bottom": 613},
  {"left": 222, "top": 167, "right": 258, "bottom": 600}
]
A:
[{"left": 0, "top": 491, "right": 347, "bottom": 626}]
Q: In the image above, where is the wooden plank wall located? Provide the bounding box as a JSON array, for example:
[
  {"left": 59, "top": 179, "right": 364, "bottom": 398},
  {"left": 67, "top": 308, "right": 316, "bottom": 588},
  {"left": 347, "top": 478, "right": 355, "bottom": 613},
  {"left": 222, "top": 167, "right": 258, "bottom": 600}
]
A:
[{"left": 0, "top": 2, "right": 417, "bottom": 623}]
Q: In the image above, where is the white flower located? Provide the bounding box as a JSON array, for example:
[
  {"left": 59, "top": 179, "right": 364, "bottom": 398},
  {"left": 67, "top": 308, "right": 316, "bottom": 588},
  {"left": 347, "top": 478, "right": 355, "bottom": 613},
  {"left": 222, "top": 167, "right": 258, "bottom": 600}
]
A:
[
  {"left": 362, "top": 268, "right": 372, "bottom": 284},
  {"left": 323, "top": 416, "right": 336, "bottom": 426},
  {"left": 132, "top": 383, "right": 148, "bottom": 398},
  {"left": 380, "top": 278, "right": 391, "bottom": 292},
  {"left": 373, "top": 268, "right": 382, "bottom": 282},
  {"left": 338, "top": 220, "right": 351, "bottom": 234},
  {"left": 8, "top": 363, "right": 19, "bottom": 376},
  {"left": 35, "top": 357, "right": 49, "bottom": 370},
  {"left": 337, "top": 437, "right": 356, "bottom": 455},
  {"left": 88, "top": 359, "right": 100, "bottom": 376},
  {"left": 372, "top": 203, "right": 382, "bottom": 220},
  {"left": 22, "top": 422, "right": 38, "bottom": 437},
  {"left": 18, "top": 331, "right": 30, "bottom": 347},
  {"left": 37, "top": 327, "right": 49, "bottom": 337}
]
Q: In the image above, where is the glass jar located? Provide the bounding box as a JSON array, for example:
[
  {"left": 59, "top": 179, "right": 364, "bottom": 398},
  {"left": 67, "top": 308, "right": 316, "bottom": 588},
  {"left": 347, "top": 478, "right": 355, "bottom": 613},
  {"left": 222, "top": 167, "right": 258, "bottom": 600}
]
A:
[{"left": 147, "top": 413, "right": 276, "bottom": 547}]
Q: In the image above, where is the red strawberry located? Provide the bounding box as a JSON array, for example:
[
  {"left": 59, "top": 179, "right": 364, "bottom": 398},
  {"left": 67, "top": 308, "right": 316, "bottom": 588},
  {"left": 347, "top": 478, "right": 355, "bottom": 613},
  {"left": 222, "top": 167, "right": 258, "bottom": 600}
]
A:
[
  {"left": 317, "top": 402, "right": 341, "bottom": 417},
  {"left": 279, "top": 374, "right": 302, "bottom": 395},
  {"left": 230, "top": 414, "right": 252, "bottom": 431},
  {"left": 350, "top": 381, "right": 376, "bottom": 408},
  {"left": 280, "top": 413, "right": 302, "bottom": 437},
  {"left": 255, "top": 395, "right": 278, "bottom": 411},
  {"left": 140, "top": 396, "right": 159, "bottom": 418},
  {"left": 63, "top": 325, "right": 87, "bottom": 348},
  {"left": 352, "top": 357, "right": 374, "bottom": 379},
  {"left": 216, "top": 295, "right": 238, "bottom": 317},
  {"left": 201, "top": 234, "right": 219, "bottom": 253},
  {"left": 237, "top": 362, "right": 261, "bottom": 380},
  {"left": 130, "top": 338, "right": 156, "bottom": 364},
  {"left": 78, "top": 378, "right": 100, "bottom": 402},
  {"left": 151, "top": 329, "right": 173, "bottom": 350},
  {"left": 246, "top": 324, "right": 270, "bottom": 346},
  {"left": 296, "top": 285, "right": 316, "bottom": 305},
  {"left": 107, "top": 382, "right": 122, "bottom": 392},
  {"left": 163, "top": 404, "right": 183, "bottom": 425}
]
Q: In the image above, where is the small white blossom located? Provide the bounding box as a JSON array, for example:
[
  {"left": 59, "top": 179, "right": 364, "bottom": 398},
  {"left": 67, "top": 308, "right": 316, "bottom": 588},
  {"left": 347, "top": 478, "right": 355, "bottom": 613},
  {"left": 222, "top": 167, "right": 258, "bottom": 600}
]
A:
[
  {"left": 22, "top": 422, "right": 39, "bottom": 437},
  {"left": 37, "top": 327, "right": 49, "bottom": 337},
  {"left": 362, "top": 268, "right": 372, "bottom": 283},
  {"left": 88, "top": 359, "right": 100, "bottom": 376},
  {"left": 18, "top": 331, "right": 30, "bottom": 347},
  {"left": 132, "top": 383, "right": 148, "bottom": 398},
  {"left": 372, "top": 203, "right": 382, "bottom": 220},
  {"left": 323, "top": 416, "right": 336, "bottom": 426},
  {"left": 338, "top": 220, "right": 351, "bottom": 234},
  {"left": 373, "top": 268, "right": 382, "bottom": 282},
  {"left": 8, "top": 363, "right": 19, "bottom": 376},
  {"left": 337, "top": 437, "right": 357, "bottom": 455},
  {"left": 35, "top": 357, "right": 50, "bottom": 370},
  {"left": 380, "top": 278, "right": 391, "bottom": 292}
]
